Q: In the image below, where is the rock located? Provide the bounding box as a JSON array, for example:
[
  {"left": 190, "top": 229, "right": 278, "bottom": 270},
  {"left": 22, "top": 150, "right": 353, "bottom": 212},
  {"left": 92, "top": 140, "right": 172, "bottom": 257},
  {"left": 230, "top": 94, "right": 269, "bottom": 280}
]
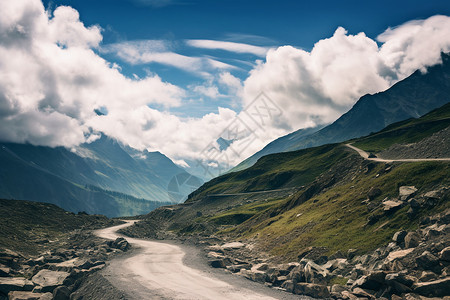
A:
[
  {"left": 367, "top": 188, "right": 382, "bottom": 200},
  {"left": 415, "top": 251, "right": 439, "bottom": 271},
  {"left": 413, "top": 277, "right": 450, "bottom": 297},
  {"left": 385, "top": 272, "right": 416, "bottom": 287},
  {"left": 347, "top": 249, "right": 358, "bottom": 260},
  {"left": 0, "top": 278, "right": 34, "bottom": 294},
  {"left": 32, "top": 270, "right": 70, "bottom": 292},
  {"left": 424, "top": 190, "right": 441, "bottom": 200},
  {"left": 352, "top": 287, "right": 376, "bottom": 299},
  {"left": 220, "top": 242, "right": 245, "bottom": 250},
  {"left": 419, "top": 271, "right": 438, "bottom": 282},
  {"left": 382, "top": 200, "right": 404, "bottom": 213},
  {"left": 109, "top": 237, "right": 130, "bottom": 252},
  {"left": 440, "top": 246, "right": 450, "bottom": 262},
  {"left": 8, "top": 291, "right": 52, "bottom": 300},
  {"left": 387, "top": 248, "right": 414, "bottom": 261},
  {"left": 0, "top": 265, "right": 10, "bottom": 277},
  {"left": 352, "top": 271, "right": 385, "bottom": 290},
  {"left": 399, "top": 186, "right": 417, "bottom": 201},
  {"left": 281, "top": 280, "right": 295, "bottom": 293},
  {"left": 405, "top": 232, "right": 421, "bottom": 249},
  {"left": 393, "top": 231, "right": 408, "bottom": 246},
  {"left": 53, "top": 285, "right": 70, "bottom": 300},
  {"left": 304, "top": 261, "right": 328, "bottom": 284},
  {"left": 408, "top": 198, "right": 420, "bottom": 209},
  {"left": 287, "top": 265, "right": 305, "bottom": 283},
  {"left": 209, "top": 259, "right": 227, "bottom": 268},
  {"left": 294, "top": 283, "right": 330, "bottom": 298}
]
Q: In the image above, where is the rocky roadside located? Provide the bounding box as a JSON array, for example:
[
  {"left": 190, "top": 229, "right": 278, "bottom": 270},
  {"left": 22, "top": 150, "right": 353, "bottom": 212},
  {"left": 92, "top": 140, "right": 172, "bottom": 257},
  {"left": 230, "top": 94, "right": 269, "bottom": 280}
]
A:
[
  {"left": 0, "top": 230, "right": 131, "bottom": 300},
  {"left": 180, "top": 186, "right": 450, "bottom": 299}
]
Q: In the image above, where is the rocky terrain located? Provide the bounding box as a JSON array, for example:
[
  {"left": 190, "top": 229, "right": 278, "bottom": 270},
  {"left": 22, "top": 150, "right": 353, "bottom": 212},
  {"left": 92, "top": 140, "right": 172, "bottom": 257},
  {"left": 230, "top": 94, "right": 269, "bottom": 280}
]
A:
[
  {"left": 0, "top": 199, "right": 131, "bottom": 300},
  {"left": 379, "top": 126, "right": 450, "bottom": 159},
  {"left": 124, "top": 186, "right": 450, "bottom": 299}
]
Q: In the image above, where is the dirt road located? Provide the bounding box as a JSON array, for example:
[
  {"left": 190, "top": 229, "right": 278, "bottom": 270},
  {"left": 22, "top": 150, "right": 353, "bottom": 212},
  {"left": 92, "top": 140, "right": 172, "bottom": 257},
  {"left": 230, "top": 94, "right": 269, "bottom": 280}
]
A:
[{"left": 95, "top": 221, "right": 308, "bottom": 300}]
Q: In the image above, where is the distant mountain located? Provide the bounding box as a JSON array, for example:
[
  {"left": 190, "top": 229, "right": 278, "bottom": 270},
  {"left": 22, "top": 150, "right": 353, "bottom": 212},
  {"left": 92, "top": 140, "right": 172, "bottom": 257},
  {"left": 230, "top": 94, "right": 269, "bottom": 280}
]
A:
[
  {"left": 233, "top": 53, "right": 450, "bottom": 171},
  {"left": 0, "top": 135, "right": 202, "bottom": 217}
]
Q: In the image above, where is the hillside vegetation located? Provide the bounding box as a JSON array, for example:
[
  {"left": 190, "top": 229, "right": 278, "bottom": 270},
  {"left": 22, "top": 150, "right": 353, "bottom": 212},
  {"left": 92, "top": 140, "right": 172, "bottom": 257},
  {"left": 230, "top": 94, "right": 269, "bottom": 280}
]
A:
[{"left": 123, "top": 102, "right": 450, "bottom": 261}]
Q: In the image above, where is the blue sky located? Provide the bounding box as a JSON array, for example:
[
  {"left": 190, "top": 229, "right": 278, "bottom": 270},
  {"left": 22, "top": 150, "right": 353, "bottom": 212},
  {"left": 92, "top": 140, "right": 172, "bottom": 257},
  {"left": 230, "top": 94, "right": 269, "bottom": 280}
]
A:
[{"left": 41, "top": 0, "right": 450, "bottom": 118}]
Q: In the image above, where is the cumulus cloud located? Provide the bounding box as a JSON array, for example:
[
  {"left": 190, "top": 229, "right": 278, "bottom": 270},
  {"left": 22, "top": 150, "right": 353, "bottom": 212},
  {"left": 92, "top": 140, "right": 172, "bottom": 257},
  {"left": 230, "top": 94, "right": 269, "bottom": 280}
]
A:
[{"left": 242, "top": 15, "right": 450, "bottom": 135}]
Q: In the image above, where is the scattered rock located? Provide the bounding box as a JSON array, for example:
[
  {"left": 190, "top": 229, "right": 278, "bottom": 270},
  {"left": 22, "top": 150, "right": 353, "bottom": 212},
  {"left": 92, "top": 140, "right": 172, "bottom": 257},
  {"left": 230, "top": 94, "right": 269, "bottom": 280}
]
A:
[
  {"left": 399, "top": 186, "right": 418, "bottom": 201},
  {"left": 294, "top": 283, "right": 330, "bottom": 298},
  {"left": 387, "top": 249, "right": 414, "bottom": 261},
  {"left": 32, "top": 270, "right": 70, "bottom": 292},
  {"left": 393, "top": 231, "right": 408, "bottom": 246},
  {"left": 221, "top": 242, "right": 245, "bottom": 250},
  {"left": 440, "top": 246, "right": 450, "bottom": 262},
  {"left": 383, "top": 200, "right": 404, "bottom": 213},
  {"left": 405, "top": 232, "right": 421, "bottom": 249},
  {"left": 53, "top": 285, "right": 70, "bottom": 300}
]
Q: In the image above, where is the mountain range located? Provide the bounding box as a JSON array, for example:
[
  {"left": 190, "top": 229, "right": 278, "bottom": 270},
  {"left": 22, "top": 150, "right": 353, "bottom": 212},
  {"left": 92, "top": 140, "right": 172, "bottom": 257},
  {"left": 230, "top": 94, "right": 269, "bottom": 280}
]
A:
[
  {"left": 0, "top": 135, "right": 202, "bottom": 217},
  {"left": 233, "top": 53, "right": 450, "bottom": 171}
]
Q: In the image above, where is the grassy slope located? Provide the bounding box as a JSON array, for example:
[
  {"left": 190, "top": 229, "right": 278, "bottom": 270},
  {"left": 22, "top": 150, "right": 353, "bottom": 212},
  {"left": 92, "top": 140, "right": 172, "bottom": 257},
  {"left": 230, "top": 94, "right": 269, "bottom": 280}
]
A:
[
  {"left": 130, "top": 103, "right": 450, "bottom": 262},
  {"left": 352, "top": 102, "right": 450, "bottom": 152}
]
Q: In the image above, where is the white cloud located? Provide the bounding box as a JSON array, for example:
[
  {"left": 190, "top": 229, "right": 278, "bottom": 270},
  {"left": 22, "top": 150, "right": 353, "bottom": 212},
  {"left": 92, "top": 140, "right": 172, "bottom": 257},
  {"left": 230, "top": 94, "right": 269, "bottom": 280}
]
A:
[
  {"left": 242, "top": 16, "right": 450, "bottom": 137},
  {"left": 102, "top": 40, "right": 236, "bottom": 77},
  {"left": 186, "top": 39, "right": 270, "bottom": 57}
]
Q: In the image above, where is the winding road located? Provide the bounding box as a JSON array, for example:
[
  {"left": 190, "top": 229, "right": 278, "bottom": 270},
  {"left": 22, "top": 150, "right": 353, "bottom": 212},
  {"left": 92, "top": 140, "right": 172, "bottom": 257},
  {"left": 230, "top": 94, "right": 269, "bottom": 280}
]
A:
[
  {"left": 345, "top": 143, "right": 450, "bottom": 162},
  {"left": 95, "top": 221, "right": 308, "bottom": 300}
]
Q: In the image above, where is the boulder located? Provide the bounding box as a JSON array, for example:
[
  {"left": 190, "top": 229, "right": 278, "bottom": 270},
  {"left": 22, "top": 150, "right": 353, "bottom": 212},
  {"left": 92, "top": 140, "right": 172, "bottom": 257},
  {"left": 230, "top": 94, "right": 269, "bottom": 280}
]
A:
[
  {"left": 419, "top": 271, "right": 438, "bottom": 282},
  {"left": 8, "top": 291, "right": 52, "bottom": 300},
  {"left": 53, "top": 285, "right": 70, "bottom": 300},
  {"left": 0, "top": 278, "right": 33, "bottom": 294},
  {"left": 405, "top": 232, "right": 421, "bottom": 249},
  {"left": 392, "top": 231, "right": 408, "bottom": 246},
  {"left": 440, "top": 246, "right": 450, "bottom": 262},
  {"left": 382, "top": 200, "right": 404, "bottom": 213},
  {"left": 303, "top": 261, "right": 328, "bottom": 284},
  {"left": 415, "top": 251, "right": 439, "bottom": 271},
  {"left": 32, "top": 270, "right": 70, "bottom": 292},
  {"left": 294, "top": 283, "right": 330, "bottom": 298},
  {"left": 352, "top": 271, "right": 386, "bottom": 290},
  {"left": 281, "top": 280, "right": 295, "bottom": 293},
  {"left": 109, "top": 237, "right": 130, "bottom": 252},
  {"left": 220, "top": 242, "right": 245, "bottom": 250},
  {"left": 413, "top": 277, "right": 450, "bottom": 297},
  {"left": 387, "top": 248, "right": 414, "bottom": 261},
  {"left": 367, "top": 188, "right": 382, "bottom": 200},
  {"left": 399, "top": 186, "right": 417, "bottom": 201},
  {"left": 0, "top": 265, "right": 10, "bottom": 277}
]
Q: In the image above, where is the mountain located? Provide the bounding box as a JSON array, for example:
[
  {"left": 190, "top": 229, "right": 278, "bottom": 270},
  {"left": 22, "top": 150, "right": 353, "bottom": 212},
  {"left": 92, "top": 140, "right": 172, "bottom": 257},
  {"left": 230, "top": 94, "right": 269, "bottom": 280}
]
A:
[
  {"left": 0, "top": 135, "right": 202, "bottom": 217},
  {"left": 122, "top": 101, "right": 450, "bottom": 263},
  {"left": 233, "top": 53, "right": 450, "bottom": 171}
]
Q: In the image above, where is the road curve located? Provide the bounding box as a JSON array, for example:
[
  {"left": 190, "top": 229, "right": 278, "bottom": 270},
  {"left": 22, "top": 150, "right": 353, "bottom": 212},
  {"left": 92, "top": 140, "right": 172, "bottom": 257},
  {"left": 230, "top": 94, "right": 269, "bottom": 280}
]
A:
[
  {"left": 95, "top": 221, "right": 304, "bottom": 300},
  {"left": 345, "top": 144, "right": 450, "bottom": 163}
]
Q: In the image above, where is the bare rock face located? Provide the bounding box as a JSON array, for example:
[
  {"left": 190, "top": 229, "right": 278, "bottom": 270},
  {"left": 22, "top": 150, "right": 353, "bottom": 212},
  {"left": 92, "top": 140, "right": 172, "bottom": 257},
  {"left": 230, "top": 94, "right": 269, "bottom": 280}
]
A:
[
  {"left": 32, "top": 270, "right": 70, "bottom": 293},
  {"left": 404, "top": 232, "right": 421, "bottom": 249},
  {"left": 0, "top": 278, "right": 33, "bottom": 294}
]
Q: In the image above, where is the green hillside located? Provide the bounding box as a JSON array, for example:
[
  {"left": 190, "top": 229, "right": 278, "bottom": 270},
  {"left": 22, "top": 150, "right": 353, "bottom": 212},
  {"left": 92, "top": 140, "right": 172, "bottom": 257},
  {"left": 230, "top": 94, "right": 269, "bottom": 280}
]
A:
[{"left": 123, "top": 102, "right": 450, "bottom": 261}]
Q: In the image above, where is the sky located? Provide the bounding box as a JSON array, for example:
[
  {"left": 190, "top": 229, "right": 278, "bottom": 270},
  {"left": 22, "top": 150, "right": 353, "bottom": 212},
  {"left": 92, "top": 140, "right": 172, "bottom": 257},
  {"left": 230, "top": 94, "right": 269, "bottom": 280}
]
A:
[{"left": 1, "top": 0, "right": 450, "bottom": 179}]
